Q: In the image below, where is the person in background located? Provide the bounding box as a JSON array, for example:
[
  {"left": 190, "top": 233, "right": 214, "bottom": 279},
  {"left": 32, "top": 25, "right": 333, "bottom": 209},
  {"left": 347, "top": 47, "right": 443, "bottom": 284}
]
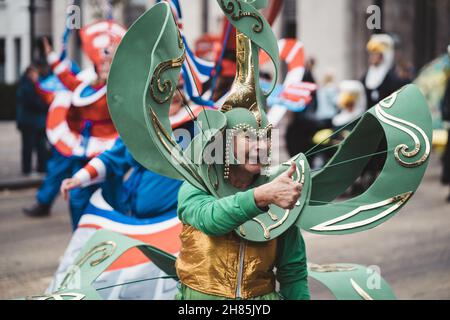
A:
[
  {"left": 16, "top": 65, "right": 49, "bottom": 176},
  {"left": 441, "top": 45, "right": 450, "bottom": 203},
  {"left": 315, "top": 71, "right": 339, "bottom": 125},
  {"left": 397, "top": 59, "right": 415, "bottom": 82},
  {"left": 303, "top": 57, "right": 316, "bottom": 84},
  {"left": 362, "top": 34, "right": 410, "bottom": 109},
  {"left": 23, "top": 24, "right": 124, "bottom": 225},
  {"left": 332, "top": 80, "right": 367, "bottom": 129}
]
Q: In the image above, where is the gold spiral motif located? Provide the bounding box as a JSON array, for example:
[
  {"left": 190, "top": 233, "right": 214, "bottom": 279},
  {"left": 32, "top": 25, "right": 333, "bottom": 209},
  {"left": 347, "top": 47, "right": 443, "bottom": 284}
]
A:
[
  {"left": 57, "top": 241, "right": 117, "bottom": 292},
  {"left": 150, "top": 51, "right": 186, "bottom": 104},
  {"left": 375, "top": 90, "right": 430, "bottom": 168}
]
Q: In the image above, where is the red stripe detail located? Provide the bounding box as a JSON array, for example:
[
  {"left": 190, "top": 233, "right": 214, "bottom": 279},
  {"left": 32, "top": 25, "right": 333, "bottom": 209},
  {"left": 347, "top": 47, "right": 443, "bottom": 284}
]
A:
[
  {"left": 57, "top": 69, "right": 82, "bottom": 92},
  {"left": 78, "top": 224, "right": 101, "bottom": 230},
  {"left": 288, "top": 47, "right": 305, "bottom": 70},
  {"left": 54, "top": 141, "right": 73, "bottom": 157},
  {"left": 280, "top": 39, "right": 296, "bottom": 60},
  {"left": 186, "top": 58, "right": 203, "bottom": 95},
  {"left": 78, "top": 222, "right": 182, "bottom": 271},
  {"left": 50, "top": 60, "right": 60, "bottom": 70},
  {"left": 47, "top": 107, "right": 69, "bottom": 130},
  {"left": 84, "top": 164, "right": 99, "bottom": 180},
  {"left": 259, "top": 49, "right": 270, "bottom": 65},
  {"left": 107, "top": 223, "right": 182, "bottom": 271}
]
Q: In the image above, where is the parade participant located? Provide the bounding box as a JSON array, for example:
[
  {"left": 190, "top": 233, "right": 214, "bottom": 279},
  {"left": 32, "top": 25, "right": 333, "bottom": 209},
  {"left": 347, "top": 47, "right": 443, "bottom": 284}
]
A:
[
  {"left": 60, "top": 137, "right": 183, "bottom": 219},
  {"left": 106, "top": 0, "right": 432, "bottom": 301},
  {"left": 441, "top": 45, "right": 450, "bottom": 202},
  {"left": 332, "top": 80, "right": 367, "bottom": 129},
  {"left": 362, "top": 34, "right": 409, "bottom": 108},
  {"left": 16, "top": 65, "right": 49, "bottom": 176},
  {"left": 23, "top": 21, "right": 125, "bottom": 228}
]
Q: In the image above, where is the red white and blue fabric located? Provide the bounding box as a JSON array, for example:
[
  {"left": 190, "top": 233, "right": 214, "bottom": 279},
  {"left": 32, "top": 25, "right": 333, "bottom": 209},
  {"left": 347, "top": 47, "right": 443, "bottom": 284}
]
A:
[
  {"left": 72, "top": 105, "right": 205, "bottom": 188},
  {"left": 260, "top": 38, "right": 306, "bottom": 87},
  {"left": 38, "top": 62, "right": 80, "bottom": 94},
  {"left": 47, "top": 190, "right": 181, "bottom": 300},
  {"left": 79, "top": 20, "right": 126, "bottom": 71},
  {"left": 46, "top": 91, "right": 117, "bottom": 158},
  {"left": 259, "top": 39, "right": 311, "bottom": 124},
  {"left": 158, "top": 0, "right": 215, "bottom": 106},
  {"left": 42, "top": 19, "right": 126, "bottom": 158},
  {"left": 273, "top": 81, "right": 317, "bottom": 111},
  {"left": 44, "top": 50, "right": 118, "bottom": 158},
  {"left": 181, "top": 37, "right": 215, "bottom": 106}
]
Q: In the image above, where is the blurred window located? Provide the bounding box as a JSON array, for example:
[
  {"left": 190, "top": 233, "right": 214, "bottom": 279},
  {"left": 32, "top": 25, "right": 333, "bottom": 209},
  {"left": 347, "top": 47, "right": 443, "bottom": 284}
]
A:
[
  {"left": 0, "top": 38, "right": 5, "bottom": 83},
  {"left": 14, "top": 37, "right": 21, "bottom": 81}
]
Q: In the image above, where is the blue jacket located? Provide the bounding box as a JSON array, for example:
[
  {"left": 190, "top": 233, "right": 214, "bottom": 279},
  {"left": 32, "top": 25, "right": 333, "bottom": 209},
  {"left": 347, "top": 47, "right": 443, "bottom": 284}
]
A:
[
  {"left": 100, "top": 138, "right": 183, "bottom": 218},
  {"left": 16, "top": 75, "right": 48, "bottom": 130}
]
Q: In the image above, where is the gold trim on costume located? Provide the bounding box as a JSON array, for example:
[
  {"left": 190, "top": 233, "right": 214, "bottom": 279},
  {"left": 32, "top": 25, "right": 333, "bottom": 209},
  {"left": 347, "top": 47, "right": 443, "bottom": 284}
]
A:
[
  {"left": 375, "top": 105, "right": 430, "bottom": 168},
  {"left": 58, "top": 241, "right": 117, "bottom": 291},
  {"left": 310, "top": 192, "right": 413, "bottom": 232},
  {"left": 150, "top": 51, "right": 186, "bottom": 104},
  {"left": 309, "top": 263, "right": 357, "bottom": 272},
  {"left": 150, "top": 109, "right": 207, "bottom": 188},
  {"left": 26, "top": 293, "right": 86, "bottom": 300},
  {"left": 375, "top": 89, "right": 430, "bottom": 168},
  {"left": 220, "top": 32, "right": 262, "bottom": 127},
  {"left": 350, "top": 278, "right": 374, "bottom": 300}
]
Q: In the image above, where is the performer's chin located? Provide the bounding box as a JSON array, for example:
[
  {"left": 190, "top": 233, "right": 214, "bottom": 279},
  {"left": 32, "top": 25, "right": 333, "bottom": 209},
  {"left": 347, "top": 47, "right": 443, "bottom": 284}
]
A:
[{"left": 245, "top": 163, "right": 263, "bottom": 175}]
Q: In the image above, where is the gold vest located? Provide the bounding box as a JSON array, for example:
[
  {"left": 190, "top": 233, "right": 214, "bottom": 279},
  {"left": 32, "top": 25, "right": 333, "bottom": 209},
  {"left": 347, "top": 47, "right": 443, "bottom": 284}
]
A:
[{"left": 175, "top": 224, "right": 278, "bottom": 299}]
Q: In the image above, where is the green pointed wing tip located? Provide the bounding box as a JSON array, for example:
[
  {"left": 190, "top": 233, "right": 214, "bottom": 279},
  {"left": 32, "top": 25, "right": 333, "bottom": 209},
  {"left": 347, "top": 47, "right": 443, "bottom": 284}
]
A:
[
  {"left": 298, "top": 84, "right": 432, "bottom": 235},
  {"left": 107, "top": 2, "right": 185, "bottom": 181},
  {"left": 81, "top": 229, "right": 177, "bottom": 277},
  {"left": 217, "top": 0, "right": 280, "bottom": 96},
  {"left": 51, "top": 229, "right": 177, "bottom": 298},
  {"left": 308, "top": 263, "right": 396, "bottom": 300}
]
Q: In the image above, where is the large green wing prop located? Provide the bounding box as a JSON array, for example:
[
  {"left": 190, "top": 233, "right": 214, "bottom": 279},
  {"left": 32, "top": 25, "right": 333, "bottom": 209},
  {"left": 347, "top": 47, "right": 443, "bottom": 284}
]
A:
[
  {"left": 308, "top": 263, "right": 396, "bottom": 300},
  {"left": 298, "top": 85, "right": 432, "bottom": 235},
  {"left": 107, "top": 2, "right": 208, "bottom": 191},
  {"left": 23, "top": 230, "right": 177, "bottom": 300},
  {"left": 22, "top": 230, "right": 396, "bottom": 300}
]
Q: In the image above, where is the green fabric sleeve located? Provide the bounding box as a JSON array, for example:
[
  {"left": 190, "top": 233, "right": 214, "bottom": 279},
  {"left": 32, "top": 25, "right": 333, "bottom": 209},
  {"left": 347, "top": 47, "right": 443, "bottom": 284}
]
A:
[
  {"left": 177, "top": 182, "right": 265, "bottom": 236},
  {"left": 276, "top": 226, "right": 310, "bottom": 300}
]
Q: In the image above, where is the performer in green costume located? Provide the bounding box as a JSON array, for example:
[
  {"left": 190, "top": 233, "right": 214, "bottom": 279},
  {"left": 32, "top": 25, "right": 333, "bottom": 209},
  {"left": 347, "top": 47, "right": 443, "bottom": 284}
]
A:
[{"left": 103, "top": 0, "right": 432, "bottom": 300}]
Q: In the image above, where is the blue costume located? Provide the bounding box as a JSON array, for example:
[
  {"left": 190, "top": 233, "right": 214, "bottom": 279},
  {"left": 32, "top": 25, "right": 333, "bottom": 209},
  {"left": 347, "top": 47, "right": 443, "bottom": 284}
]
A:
[
  {"left": 36, "top": 148, "right": 98, "bottom": 229},
  {"left": 74, "top": 138, "right": 183, "bottom": 220}
]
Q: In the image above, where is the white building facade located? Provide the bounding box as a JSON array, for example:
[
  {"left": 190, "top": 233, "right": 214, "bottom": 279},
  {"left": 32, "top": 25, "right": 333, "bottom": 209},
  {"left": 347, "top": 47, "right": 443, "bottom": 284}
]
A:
[
  {"left": 0, "top": 0, "right": 52, "bottom": 83},
  {"left": 1, "top": 0, "right": 448, "bottom": 85}
]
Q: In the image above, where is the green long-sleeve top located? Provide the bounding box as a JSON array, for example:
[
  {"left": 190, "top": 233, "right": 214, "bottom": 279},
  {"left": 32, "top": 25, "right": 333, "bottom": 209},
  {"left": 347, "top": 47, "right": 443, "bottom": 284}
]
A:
[{"left": 177, "top": 182, "right": 310, "bottom": 300}]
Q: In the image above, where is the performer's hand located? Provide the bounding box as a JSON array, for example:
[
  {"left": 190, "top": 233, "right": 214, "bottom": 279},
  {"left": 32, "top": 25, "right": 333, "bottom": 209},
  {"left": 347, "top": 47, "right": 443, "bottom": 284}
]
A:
[
  {"left": 42, "top": 37, "right": 53, "bottom": 56},
  {"left": 60, "top": 178, "right": 82, "bottom": 201},
  {"left": 254, "top": 162, "right": 302, "bottom": 210}
]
